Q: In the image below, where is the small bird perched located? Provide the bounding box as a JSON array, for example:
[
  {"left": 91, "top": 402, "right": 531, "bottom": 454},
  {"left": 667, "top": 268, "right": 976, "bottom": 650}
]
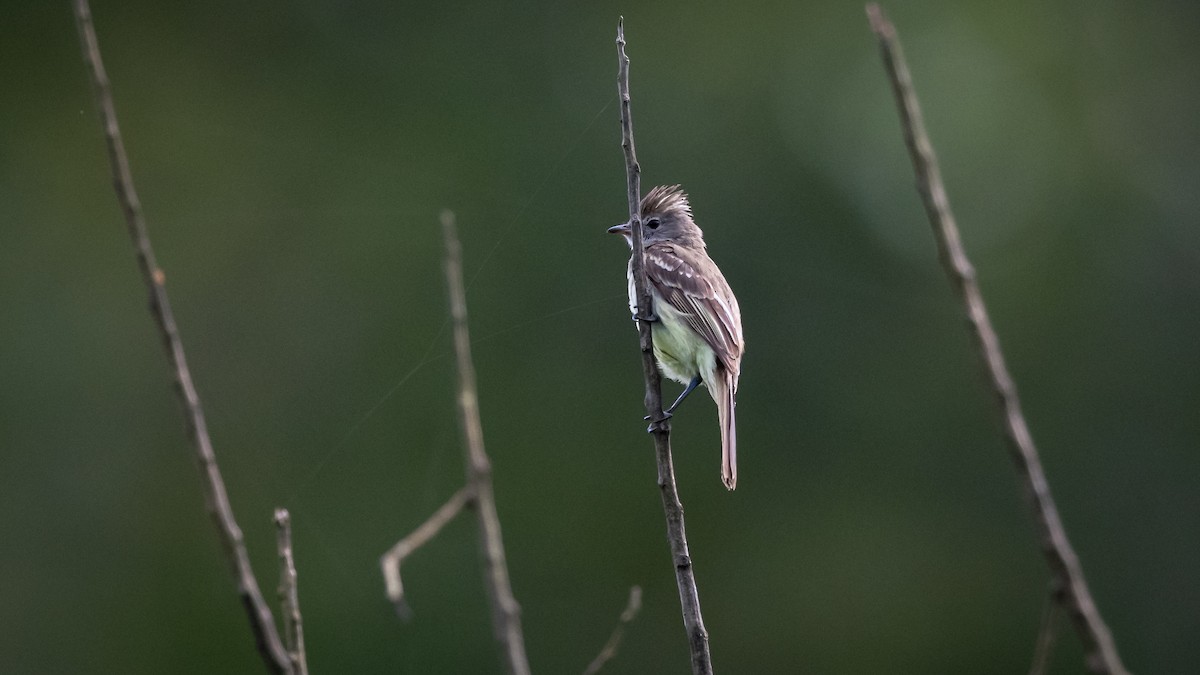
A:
[{"left": 608, "top": 185, "right": 744, "bottom": 489}]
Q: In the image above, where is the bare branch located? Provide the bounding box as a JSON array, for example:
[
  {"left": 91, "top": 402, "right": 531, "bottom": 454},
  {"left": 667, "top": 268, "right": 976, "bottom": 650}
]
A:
[
  {"left": 442, "top": 211, "right": 532, "bottom": 675},
  {"left": 583, "top": 586, "right": 644, "bottom": 675},
  {"left": 616, "top": 18, "right": 713, "bottom": 675},
  {"left": 274, "top": 509, "right": 309, "bottom": 675},
  {"left": 378, "top": 212, "right": 530, "bottom": 671},
  {"left": 380, "top": 485, "right": 475, "bottom": 618},
  {"left": 72, "top": 1, "right": 291, "bottom": 671},
  {"left": 865, "top": 5, "right": 1128, "bottom": 674}
]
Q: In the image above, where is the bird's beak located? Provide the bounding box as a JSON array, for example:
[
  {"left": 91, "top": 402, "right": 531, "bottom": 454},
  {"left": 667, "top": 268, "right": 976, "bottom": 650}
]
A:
[{"left": 607, "top": 221, "right": 633, "bottom": 248}]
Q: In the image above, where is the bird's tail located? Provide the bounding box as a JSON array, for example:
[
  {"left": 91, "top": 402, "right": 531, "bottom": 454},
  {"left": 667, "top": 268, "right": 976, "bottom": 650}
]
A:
[{"left": 715, "top": 374, "right": 737, "bottom": 490}]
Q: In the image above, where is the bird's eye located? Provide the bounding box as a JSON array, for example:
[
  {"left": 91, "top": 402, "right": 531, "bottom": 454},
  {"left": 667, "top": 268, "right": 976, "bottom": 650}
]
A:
[{"left": 646, "top": 218, "right": 661, "bottom": 230}]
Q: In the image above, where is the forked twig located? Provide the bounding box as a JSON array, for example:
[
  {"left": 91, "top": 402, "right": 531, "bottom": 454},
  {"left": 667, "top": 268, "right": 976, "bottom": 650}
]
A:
[
  {"left": 442, "top": 210, "right": 531, "bottom": 675},
  {"left": 866, "top": 5, "right": 1127, "bottom": 674},
  {"left": 274, "top": 509, "right": 309, "bottom": 675},
  {"left": 72, "top": 1, "right": 291, "bottom": 671},
  {"left": 616, "top": 17, "right": 713, "bottom": 675},
  {"left": 379, "top": 212, "right": 531, "bottom": 675},
  {"left": 583, "top": 586, "right": 643, "bottom": 675}
]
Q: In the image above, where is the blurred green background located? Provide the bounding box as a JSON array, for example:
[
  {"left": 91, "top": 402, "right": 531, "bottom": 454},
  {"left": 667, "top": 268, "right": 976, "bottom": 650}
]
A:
[{"left": 2, "top": 0, "right": 1198, "bottom": 672}]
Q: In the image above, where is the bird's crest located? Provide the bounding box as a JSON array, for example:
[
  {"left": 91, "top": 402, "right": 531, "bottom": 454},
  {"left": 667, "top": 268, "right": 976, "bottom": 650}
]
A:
[{"left": 639, "top": 184, "right": 692, "bottom": 219}]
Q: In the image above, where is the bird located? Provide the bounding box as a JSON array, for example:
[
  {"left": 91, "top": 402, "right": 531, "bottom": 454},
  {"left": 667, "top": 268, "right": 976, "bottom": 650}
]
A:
[{"left": 608, "top": 185, "right": 744, "bottom": 489}]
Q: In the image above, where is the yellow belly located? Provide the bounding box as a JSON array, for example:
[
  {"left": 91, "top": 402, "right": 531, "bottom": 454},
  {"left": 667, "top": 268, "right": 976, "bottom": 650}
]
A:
[
  {"left": 650, "top": 296, "right": 718, "bottom": 390},
  {"left": 627, "top": 265, "right": 719, "bottom": 391}
]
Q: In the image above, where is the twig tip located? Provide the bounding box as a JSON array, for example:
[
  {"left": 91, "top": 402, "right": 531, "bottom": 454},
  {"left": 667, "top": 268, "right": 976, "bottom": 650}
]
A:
[
  {"left": 624, "top": 585, "right": 643, "bottom": 619},
  {"left": 393, "top": 598, "right": 414, "bottom": 622},
  {"left": 866, "top": 3, "right": 894, "bottom": 38},
  {"left": 440, "top": 209, "right": 459, "bottom": 250}
]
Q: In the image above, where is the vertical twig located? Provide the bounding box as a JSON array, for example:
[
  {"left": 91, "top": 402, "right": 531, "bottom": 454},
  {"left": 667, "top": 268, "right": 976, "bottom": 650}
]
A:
[
  {"left": 582, "top": 586, "right": 644, "bottom": 675},
  {"left": 616, "top": 18, "right": 714, "bottom": 675},
  {"left": 72, "top": 1, "right": 292, "bottom": 672},
  {"left": 274, "top": 509, "right": 309, "bottom": 675},
  {"left": 377, "top": 214, "right": 530, "bottom": 673},
  {"left": 442, "top": 211, "right": 532, "bottom": 675},
  {"left": 865, "top": 5, "right": 1128, "bottom": 674}
]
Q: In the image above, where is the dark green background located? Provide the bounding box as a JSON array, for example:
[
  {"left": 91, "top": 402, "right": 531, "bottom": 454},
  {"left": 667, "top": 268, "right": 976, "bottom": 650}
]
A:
[{"left": 2, "top": 1, "right": 1197, "bottom": 672}]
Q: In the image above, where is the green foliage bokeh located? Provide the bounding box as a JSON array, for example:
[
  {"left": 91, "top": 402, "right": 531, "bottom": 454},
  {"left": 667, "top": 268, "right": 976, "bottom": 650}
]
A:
[{"left": 2, "top": 1, "right": 1198, "bottom": 672}]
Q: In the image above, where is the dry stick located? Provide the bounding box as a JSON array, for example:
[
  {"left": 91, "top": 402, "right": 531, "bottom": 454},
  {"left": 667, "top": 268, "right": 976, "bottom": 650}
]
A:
[
  {"left": 865, "top": 6, "right": 1128, "bottom": 674},
  {"left": 616, "top": 18, "right": 714, "bottom": 675},
  {"left": 442, "top": 211, "right": 532, "bottom": 675},
  {"left": 72, "top": 1, "right": 292, "bottom": 672},
  {"left": 377, "top": 215, "right": 530, "bottom": 674},
  {"left": 582, "top": 586, "right": 644, "bottom": 675},
  {"left": 380, "top": 485, "right": 475, "bottom": 618},
  {"left": 274, "top": 510, "right": 309, "bottom": 675}
]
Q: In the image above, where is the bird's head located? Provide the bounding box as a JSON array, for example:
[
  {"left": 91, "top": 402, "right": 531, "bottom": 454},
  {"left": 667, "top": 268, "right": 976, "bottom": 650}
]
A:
[{"left": 607, "top": 185, "right": 705, "bottom": 249}]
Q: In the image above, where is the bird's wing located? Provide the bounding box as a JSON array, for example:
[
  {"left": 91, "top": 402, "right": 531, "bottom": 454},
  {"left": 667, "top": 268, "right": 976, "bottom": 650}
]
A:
[{"left": 644, "top": 243, "right": 743, "bottom": 377}]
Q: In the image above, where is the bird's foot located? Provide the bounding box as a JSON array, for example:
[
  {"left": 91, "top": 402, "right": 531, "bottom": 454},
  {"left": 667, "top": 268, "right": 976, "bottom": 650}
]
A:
[{"left": 644, "top": 410, "right": 672, "bottom": 433}]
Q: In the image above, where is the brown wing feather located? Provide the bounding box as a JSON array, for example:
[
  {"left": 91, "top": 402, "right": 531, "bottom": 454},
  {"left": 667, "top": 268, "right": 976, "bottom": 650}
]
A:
[{"left": 644, "top": 243, "right": 743, "bottom": 377}]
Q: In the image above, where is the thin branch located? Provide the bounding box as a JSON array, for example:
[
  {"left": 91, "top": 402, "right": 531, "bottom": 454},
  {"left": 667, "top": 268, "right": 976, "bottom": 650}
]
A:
[
  {"left": 274, "top": 509, "right": 309, "bottom": 675},
  {"left": 865, "top": 6, "right": 1128, "bottom": 674},
  {"left": 380, "top": 485, "right": 475, "bottom": 618},
  {"left": 377, "top": 214, "right": 530, "bottom": 672},
  {"left": 442, "top": 210, "right": 532, "bottom": 675},
  {"left": 616, "top": 18, "right": 713, "bottom": 675},
  {"left": 72, "top": 1, "right": 291, "bottom": 672},
  {"left": 582, "top": 586, "right": 644, "bottom": 675}
]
